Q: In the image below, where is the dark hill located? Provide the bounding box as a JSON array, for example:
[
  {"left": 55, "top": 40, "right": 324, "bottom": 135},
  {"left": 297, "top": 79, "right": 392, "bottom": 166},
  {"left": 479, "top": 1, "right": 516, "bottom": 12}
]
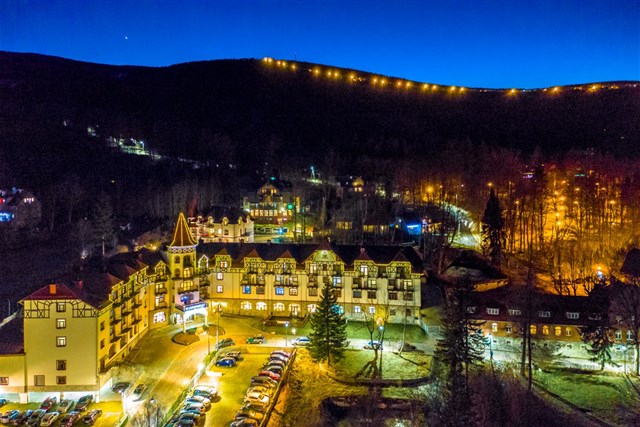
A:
[{"left": 0, "top": 51, "right": 638, "bottom": 187}]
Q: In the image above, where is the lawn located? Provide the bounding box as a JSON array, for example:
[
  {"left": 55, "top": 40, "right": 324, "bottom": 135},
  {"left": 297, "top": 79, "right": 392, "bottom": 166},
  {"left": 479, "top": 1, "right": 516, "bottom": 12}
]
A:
[
  {"left": 535, "top": 368, "right": 640, "bottom": 425},
  {"left": 334, "top": 349, "right": 431, "bottom": 380}
]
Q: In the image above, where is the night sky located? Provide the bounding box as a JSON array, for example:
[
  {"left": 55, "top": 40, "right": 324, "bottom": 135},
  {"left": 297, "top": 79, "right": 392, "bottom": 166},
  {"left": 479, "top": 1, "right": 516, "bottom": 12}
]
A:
[{"left": 1, "top": 0, "right": 638, "bottom": 89}]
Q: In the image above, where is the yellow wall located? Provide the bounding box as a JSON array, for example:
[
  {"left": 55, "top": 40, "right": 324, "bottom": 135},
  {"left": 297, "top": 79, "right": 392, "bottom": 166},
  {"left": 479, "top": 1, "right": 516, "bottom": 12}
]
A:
[{"left": 0, "top": 354, "right": 26, "bottom": 392}]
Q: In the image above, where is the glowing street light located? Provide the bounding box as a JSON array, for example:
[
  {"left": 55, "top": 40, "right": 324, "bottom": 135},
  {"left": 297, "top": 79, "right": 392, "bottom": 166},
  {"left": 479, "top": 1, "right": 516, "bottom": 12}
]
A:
[{"left": 285, "top": 321, "right": 290, "bottom": 346}]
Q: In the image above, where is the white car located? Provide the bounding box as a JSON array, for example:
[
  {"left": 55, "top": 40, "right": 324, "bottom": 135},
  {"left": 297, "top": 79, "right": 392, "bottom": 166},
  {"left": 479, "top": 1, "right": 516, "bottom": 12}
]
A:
[
  {"left": 39, "top": 412, "right": 60, "bottom": 427},
  {"left": 246, "top": 385, "right": 273, "bottom": 396},
  {"left": 185, "top": 395, "right": 211, "bottom": 408},
  {"left": 193, "top": 385, "right": 217, "bottom": 398},
  {"left": 292, "top": 336, "right": 310, "bottom": 346},
  {"left": 243, "top": 392, "right": 269, "bottom": 406}
]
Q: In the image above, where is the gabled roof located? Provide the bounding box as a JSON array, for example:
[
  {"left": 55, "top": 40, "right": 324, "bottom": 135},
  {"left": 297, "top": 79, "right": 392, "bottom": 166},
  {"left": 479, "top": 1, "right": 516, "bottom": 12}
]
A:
[
  {"left": 21, "top": 282, "right": 85, "bottom": 302},
  {"left": 170, "top": 212, "right": 197, "bottom": 247}
]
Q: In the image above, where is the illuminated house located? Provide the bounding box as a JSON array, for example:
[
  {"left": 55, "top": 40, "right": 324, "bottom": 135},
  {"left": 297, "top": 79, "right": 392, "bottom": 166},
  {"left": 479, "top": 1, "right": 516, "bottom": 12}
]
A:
[
  {"left": 188, "top": 207, "right": 254, "bottom": 243},
  {"left": 0, "top": 188, "right": 41, "bottom": 227},
  {"left": 242, "top": 178, "right": 295, "bottom": 232}
]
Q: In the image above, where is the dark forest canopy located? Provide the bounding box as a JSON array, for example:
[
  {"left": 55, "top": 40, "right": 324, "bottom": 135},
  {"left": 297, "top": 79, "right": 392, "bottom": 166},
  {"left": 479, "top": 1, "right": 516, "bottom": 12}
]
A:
[{"left": 0, "top": 51, "right": 638, "bottom": 192}]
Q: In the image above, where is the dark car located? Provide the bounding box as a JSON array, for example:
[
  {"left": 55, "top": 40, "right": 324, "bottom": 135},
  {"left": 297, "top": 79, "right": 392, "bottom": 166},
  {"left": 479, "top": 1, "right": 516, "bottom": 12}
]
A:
[
  {"left": 265, "top": 359, "right": 286, "bottom": 369},
  {"left": 240, "top": 403, "right": 267, "bottom": 413},
  {"left": 230, "top": 418, "right": 259, "bottom": 427},
  {"left": 250, "top": 376, "right": 277, "bottom": 388},
  {"left": 264, "top": 365, "right": 283, "bottom": 375},
  {"left": 26, "top": 409, "right": 45, "bottom": 426},
  {"left": 1, "top": 410, "right": 20, "bottom": 424},
  {"left": 82, "top": 409, "right": 102, "bottom": 425},
  {"left": 214, "top": 338, "right": 234, "bottom": 350},
  {"left": 192, "top": 385, "right": 217, "bottom": 399},
  {"left": 75, "top": 395, "right": 93, "bottom": 412},
  {"left": 11, "top": 410, "right": 33, "bottom": 425},
  {"left": 60, "top": 411, "right": 82, "bottom": 427},
  {"left": 258, "top": 370, "right": 280, "bottom": 381},
  {"left": 269, "top": 354, "right": 288, "bottom": 364},
  {"left": 271, "top": 350, "right": 291, "bottom": 359},
  {"left": 40, "top": 396, "right": 57, "bottom": 411},
  {"left": 111, "top": 381, "right": 131, "bottom": 394},
  {"left": 215, "top": 357, "right": 236, "bottom": 367},
  {"left": 246, "top": 335, "right": 265, "bottom": 344},
  {"left": 223, "top": 350, "right": 242, "bottom": 361}
]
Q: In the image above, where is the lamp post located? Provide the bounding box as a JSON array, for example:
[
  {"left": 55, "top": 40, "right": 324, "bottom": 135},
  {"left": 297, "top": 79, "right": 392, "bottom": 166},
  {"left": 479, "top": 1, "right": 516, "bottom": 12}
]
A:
[
  {"left": 488, "top": 333, "right": 494, "bottom": 369},
  {"left": 623, "top": 345, "right": 628, "bottom": 374},
  {"left": 216, "top": 303, "right": 221, "bottom": 351},
  {"left": 285, "top": 321, "right": 290, "bottom": 347}
]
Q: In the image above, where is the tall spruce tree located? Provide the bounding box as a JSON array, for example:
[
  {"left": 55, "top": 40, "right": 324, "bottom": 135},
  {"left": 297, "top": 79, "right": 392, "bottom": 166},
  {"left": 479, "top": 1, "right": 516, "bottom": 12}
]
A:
[
  {"left": 580, "top": 283, "right": 615, "bottom": 371},
  {"left": 481, "top": 188, "right": 505, "bottom": 267},
  {"left": 92, "top": 192, "right": 115, "bottom": 254},
  {"left": 308, "top": 283, "right": 349, "bottom": 366},
  {"left": 435, "top": 281, "right": 485, "bottom": 426}
]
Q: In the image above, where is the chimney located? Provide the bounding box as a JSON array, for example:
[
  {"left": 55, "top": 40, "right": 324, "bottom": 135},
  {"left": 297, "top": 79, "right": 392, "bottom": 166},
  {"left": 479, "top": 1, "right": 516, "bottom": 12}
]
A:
[
  {"left": 49, "top": 284, "right": 57, "bottom": 295},
  {"left": 76, "top": 280, "right": 84, "bottom": 290}
]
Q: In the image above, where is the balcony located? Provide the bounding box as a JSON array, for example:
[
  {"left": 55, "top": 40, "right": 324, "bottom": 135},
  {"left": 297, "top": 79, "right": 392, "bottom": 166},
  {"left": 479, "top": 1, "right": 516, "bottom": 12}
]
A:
[
  {"left": 154, "top": 302, "right": 168, "bottom": 310},
  {"left": 155, "top": 287, "right": 168, "bottom": 295},
  {"left": 133, "top": 300, "right": 143, "bottom": 308},
  {"left": 178, "top": 285, "right": 198, "bottom": 294},
  {"left": 353, "top": 277, "right": 363, "bottom": 288},
  {"left": 154, "top": 274, "right": 168, "bottom": 283}
]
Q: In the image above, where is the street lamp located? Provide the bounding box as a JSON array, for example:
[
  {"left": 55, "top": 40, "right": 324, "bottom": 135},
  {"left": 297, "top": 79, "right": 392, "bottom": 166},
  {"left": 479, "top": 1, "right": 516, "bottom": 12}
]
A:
[
  {"left": 216, "top": 303, "right": 221, "bottom": 351},
  {"left": 285, "top": 321, "right": 290, "bottom": 347},
  {"left": 488, "top": 334, "right": 494, "bottom": 367},
  {"left": 378, "top": 325, "right": 384, "bottom": 348}
]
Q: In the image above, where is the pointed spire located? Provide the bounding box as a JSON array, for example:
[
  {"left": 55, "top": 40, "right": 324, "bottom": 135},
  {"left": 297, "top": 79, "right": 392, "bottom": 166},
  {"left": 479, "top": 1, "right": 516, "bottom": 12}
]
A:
[{"left": 170, "top": 212, "right": 197, "bottom": 247}]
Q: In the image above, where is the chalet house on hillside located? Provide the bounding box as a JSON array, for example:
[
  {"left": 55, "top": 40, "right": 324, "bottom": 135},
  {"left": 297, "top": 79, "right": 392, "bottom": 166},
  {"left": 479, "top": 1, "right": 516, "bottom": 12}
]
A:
[
  {"left": 189, "top": 207, "right": 254, "bottom": 243},
  {"left": 0, "top": 188, "right": 41, "bottom": 227}
]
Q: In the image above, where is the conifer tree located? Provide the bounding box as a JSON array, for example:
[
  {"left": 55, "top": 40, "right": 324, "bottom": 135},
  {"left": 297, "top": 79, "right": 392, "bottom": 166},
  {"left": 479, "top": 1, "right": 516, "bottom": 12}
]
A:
[
  {"left": 92, "top": 192, "right": 115, "bottom": 253},
  {"left": 580, "top": 283, "right": 615, "bottom": 371},
  {"left": 435, "top": 281, "right": 485, "bottom": 426},
  {"left": 308, "top": 283, "right": 349, "bottom": 366},
  {"left": 482, "top": 188, "right": 505, "bottom": 267}
]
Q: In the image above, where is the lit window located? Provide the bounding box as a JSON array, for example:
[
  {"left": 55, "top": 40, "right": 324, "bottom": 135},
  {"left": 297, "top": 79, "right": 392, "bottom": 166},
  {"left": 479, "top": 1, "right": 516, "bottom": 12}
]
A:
[
  {"left": 566, "top": 328, "right": 572, "bottom": 337},
  {"left": 275, "top": 287, "right": 284, "bottom": 295},
  {"left": 216, "top": 285, "right": 224, "bottom": 293},
  {"left": 153, "top": 312, "right": 166, "bottom": 324},
  {"left": 566, "top": 312, "right": 579, "bottom": 319},
  {"left": 289, "top": 304, "right": 300, "bottom": 314},
  {"left": 542, "top": 326, "right": 550, "bottom": 335},
  {"left": 508, "top": 309, "right": 521, "bottom": 316},
  {"left": 308, "top": 304, "right": 317, "bottom": 313},
  {"left": 274, "top": 303, "right": 285, "bottom": 312},
  {"left": 354, "top": 306, "right": 361, "bottom": 314},
  {"left": 369, "top": 306, "right": 376, "bottom": 314},
  {"left": 627, "top": 330, "right": 633, "bottom": 341},
  {"left": 615, "top": 330, "right": 622, "bottom": 340},
  {"left": 289, "top": 287, "right": 298, "bottom": 296},
  {"left": 242, "top": 285, "right": 251, "bottom": 294},
  {"left": 487, "top": 308, "right": 499, "bottom": 315},
  {"left": 240, "top": 301, "right": 252, "bottom": 310},
  {"left": 56, "top": 303, "right": 66, "bottom": 313},
  {"left": 555, "top": 326, "right": 562, "bottom": 336},
  {"left": 217, "top": 272, "right": 224, "bottom": 280},
  {"left": 505, "top": 324, "right": 513, "bottom": 333},
  {"left": 491, "top": 323, "right": 498, "bottom": 332},
  {"left": 309, "top": 263, "right": 317, "bottom": 274},
  {"left": 333, "top": 276, "right": 342, "bottom": 286},
  {"left": 360, "top": 264, "right": 368, "bottom": 276},
  {"left": 257, "top": 302, "right": 267, "bottom": 311},
  {"left": 538, "top": 311, "right": 551, "bottom": 318},
  {"left": 530, "top": 325, "right": 537, "bottom": 334},
  {"left": 56, "top": 336, "right": 67, "bottom": 347},
  {"left": 56, "top": 319, "right": 66, "bottom": 329}
]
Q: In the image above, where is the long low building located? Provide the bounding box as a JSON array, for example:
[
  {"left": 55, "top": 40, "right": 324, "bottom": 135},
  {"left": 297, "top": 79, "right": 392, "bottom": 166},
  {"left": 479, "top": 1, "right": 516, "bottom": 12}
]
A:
[{"left": 0, "top": 213, "right": 425, "bottom": 402}]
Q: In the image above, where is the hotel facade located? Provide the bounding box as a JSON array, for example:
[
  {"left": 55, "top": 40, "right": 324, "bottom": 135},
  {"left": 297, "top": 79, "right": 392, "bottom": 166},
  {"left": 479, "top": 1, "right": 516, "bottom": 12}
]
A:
[{"left": 0, "top": 213, "right": 425, "bottom": 402}]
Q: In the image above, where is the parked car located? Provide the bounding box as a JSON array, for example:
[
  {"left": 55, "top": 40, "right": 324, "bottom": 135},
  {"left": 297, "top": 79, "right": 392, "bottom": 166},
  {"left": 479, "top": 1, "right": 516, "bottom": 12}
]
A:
[
  {"left": 11, "top": 410, "right": 34, "bottom": 425},
  {"left": 131, "top": 384, "right": 146, "bottom": 400},
  {"left": 57, "top": 399, "right": 74, "bottom": 414},
  {"left": 240, "top": 402, "right": 267, "bottom": 413},
  {"left": 26, "top": 409, "right": 45, "bottom": 426},
  {"left": 59, "top": 411, "right": 81, "bottom": 426},
  {"left": 0, "top": 399, "right": 6, "bottom": 408},
  {"left": 364, "top": 341, "right": 383, "bottom": 350},
  {"left": 235, "top": 409, "right": 264, "bottom": 421},
  {"left": 246, "top": 386, "right": 273, "bottom": 396},
  {"left": 181, "top": 403, "right": 206, "bottom": 415},
  {"left": 1, "top": 410, "right": 20, "bottom": 424},
  {"left": 82, "top": 409, "right": 102, "bottom": 425},
  {"left": 111, "top": 381, "right": 131, "bottom": 394},
  {"left": 223, "top": 350, "right": 242, "bottom": 361},
  {"left": 265, "top": 359, "right": 286, "bottom": 369},
  {"left": 230, "top": 418, "right": 259, "bottom": 427},
  {"left": 291, "top": 336, "right": 310, "bottom": 346},
  {"left": 258, "top": 370, "right": 281, "bottom": 381},
  {"left": 269, "top": 354, "right": 289, "bottom": 363},
  {"left": 271, "top": 350, "right": 291, "bottom": 359},
  {"left": 185, "top": 395, "right": 210, "bottom": 408},
  {"left": 250, "top": 376, "right": 277, "bottom": 388},
  {"left": 39, "top": 412, "right": 59, "bottom": 426},
  {"left": 264, "top": 365, "right": 283, "bottom": 375},
  {"left": 39, "top": 396, "right": 57, "bottom": 411},
  {"left": 214, "top": 338, "right": 234, "bottom": 349},
  {"left": 246, "top": 335, "right": 265, "bottom": 344},
  {"left": 75, "top": 395, "right": 93, "bottom": 412},
  {"left": 193, "top": 385, "right": 217, "bottom": 399},
  {"left": 215, "top": 357, "right": 236, "bottom": 367},
  {"left": 243, "top": 392, "right": 269, "bottom": 406}
]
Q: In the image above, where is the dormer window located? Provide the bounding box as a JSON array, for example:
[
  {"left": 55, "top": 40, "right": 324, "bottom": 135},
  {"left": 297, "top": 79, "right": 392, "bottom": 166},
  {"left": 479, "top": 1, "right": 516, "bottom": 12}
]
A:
[
  {"left": 538, "top": 311, "right": 551, "bottom": 318},
  {"left": 466, "top": 306, "right": 476, "bottom": 314},
  {"left": 487, "top": 308, "right": 499, "bottom": 315},
  {"left": 508, "top": 309, "right": 521, "bottom": 316},
  {"left": 566, "top": 312, "right": 579, "bottom": 320}
]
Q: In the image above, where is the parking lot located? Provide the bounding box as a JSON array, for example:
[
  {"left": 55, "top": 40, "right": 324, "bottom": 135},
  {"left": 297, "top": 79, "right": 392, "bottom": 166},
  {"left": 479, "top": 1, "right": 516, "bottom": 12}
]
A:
[
  {"left": 0, "top": 399, "right": 121, "bottom": 427},
  {"left": 187, "top": 346, "right": 293, "bottom": 427}
]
